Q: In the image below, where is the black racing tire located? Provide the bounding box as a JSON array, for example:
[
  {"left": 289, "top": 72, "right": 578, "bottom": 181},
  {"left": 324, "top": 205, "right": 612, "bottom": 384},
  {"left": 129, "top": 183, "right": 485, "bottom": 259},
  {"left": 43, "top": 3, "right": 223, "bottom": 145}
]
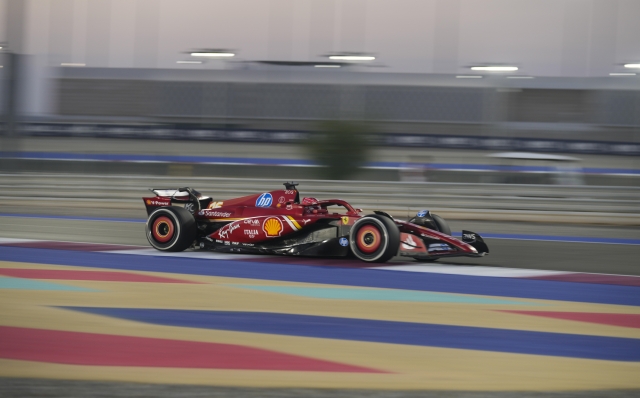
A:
[
  {"left": 146, "top": 206, "right": 196, "bottom": 252},
  {"left": 431, "top": 213, "right": 451, "bottom": 236},
  {"left": 349, "top": 215, "right": 400, "bottom": 263},
  {"left": 412, "top": 213, "right": 450, "bottom": 262},
  {"left": 408, "top": 212, "right": 451, "bottom": 236}
]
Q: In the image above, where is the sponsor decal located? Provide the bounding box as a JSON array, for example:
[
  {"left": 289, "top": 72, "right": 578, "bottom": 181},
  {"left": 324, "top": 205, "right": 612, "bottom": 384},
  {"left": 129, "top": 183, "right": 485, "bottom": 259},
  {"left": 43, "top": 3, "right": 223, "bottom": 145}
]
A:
[
  {"left": 401, "top": 234, "right": 417, "bottom": 250},
  {"left": 242, "top": 243, "right": 255, "bottom": 247},
  {"left": 278, "top": 196, "right": 286, "bottom": 204},
  {"left": 146, "top": 199, "right": 169, "bottom": 206},
  {"left": 284, "top": 216, "right": 302, "bottom": 230},
  {"left": 463, "top": 233, "right": 476, "bottom": 242},
  {"left": 428, "top": 243, "right": 450, "bottom": 253},
  {"left": 302, "top": 219, "right": 311, "bottom": 225},
  {"left": 286, "top": 204, "right": 293, "bottom": 210},
  {"left": 218, "top": 222, "right": 240, "bottom": 239},
  {"left": 276, "top": 204, "right": 281, "bottom": 208},
  {"left": 199, "top": 210, "right": 232, "bottom": 218},
  {"left": 184, "top": 203, "right": 194, "bottom": 213},
  {"left": 256, "top": 193, "right": 273, "bottom": 208},
  {"left": 243, "top": 218, "right": 260, "bottom": 226},
  {"left": 417, "top": 210, "right": 429, "bottom": 218},
  {"left": 339, "top": 237, "right": 349, "bottom": 247},
  {"left": 244, "top": 229, "right": 260, "bottom": 238},
  {"left": 208, "top": 201, "right": 224, "bottom": 209},
  {"left": 231, "top": 242, "right": 239, "bottom": 245},
  {"left": 263, "top": 217, "right": 283, "bottom": 237},
  {"left": 224, "top": 241, "right": 230, "bottom": 245},
  {"left": 341, "top": 216, "right": 349, "bottom": 225},
  {"left": 215, "top": 239, "right": 223, "bottom": 243}
]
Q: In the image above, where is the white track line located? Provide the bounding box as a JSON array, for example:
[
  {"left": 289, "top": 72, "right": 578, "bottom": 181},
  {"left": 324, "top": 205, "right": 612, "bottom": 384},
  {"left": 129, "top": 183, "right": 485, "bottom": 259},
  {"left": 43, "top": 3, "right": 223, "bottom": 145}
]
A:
[
  {"left": 3, "top": 237, "right": 635, "bottom": 280},
  {"left": 104, "top": 248, "right": 271, "bottom": 261},
  {"left": 107, "top": 248, "right": 569, "bottom": 278},
  {"left": 373, "top": 264, "right": 570, "bottom": 278},
  {"left": 0, "top": 238, "right": 39, "bottom": 244}
]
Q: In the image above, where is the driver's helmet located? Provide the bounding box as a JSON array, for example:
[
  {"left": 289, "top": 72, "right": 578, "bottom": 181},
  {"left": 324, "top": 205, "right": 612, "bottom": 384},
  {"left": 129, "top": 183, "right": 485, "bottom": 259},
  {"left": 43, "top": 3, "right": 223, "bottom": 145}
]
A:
[{"left": 301, "top": 197, "right": 319, "bottom": 205}]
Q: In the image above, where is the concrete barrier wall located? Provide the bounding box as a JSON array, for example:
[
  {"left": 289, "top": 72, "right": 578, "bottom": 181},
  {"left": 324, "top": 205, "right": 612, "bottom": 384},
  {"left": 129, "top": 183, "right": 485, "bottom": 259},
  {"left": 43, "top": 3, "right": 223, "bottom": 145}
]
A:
[{"left": 3, "top": 174, "right": 638, "bottom": 225}]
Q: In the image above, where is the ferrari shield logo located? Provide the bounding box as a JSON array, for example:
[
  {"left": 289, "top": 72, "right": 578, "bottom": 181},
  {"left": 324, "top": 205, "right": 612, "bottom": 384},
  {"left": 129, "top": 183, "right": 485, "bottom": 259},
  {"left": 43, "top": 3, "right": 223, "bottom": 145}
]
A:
[{"left": 341, "top": 216, "right": 349, "bottom": 225}]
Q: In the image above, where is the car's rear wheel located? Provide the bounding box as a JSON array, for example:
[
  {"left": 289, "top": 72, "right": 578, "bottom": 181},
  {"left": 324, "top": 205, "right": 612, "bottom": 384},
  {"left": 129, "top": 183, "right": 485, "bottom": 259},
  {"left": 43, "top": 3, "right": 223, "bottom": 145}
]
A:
[
  {"left": 349, "top": 215, "right": 400, "bottom": 263},
  {"left": 146, "top": 207, "right": 196, "bottom": 252}
]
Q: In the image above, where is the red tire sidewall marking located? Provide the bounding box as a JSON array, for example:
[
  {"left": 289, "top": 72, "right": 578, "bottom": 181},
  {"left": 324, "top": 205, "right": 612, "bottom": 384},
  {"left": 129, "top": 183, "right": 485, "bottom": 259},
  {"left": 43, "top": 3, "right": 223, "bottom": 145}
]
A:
[
  {"left": 356, "top": 224, "right": 382, "bottom": 254},
  {"left": 152, "top": 216, "right": 175, "bottom": 243}
]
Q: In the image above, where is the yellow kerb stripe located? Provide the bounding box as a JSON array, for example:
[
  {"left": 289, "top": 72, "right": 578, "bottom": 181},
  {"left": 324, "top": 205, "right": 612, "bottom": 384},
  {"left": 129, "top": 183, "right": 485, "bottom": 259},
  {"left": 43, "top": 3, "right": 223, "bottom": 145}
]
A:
[{"left": 287, "top": 216, "right": 302, "bottom": 230}]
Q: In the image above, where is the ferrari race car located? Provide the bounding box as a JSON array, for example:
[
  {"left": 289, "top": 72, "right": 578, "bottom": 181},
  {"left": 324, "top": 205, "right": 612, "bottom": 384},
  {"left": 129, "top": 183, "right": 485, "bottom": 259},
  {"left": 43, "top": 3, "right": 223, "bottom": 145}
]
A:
[{"left": 143, "top": 182, "right": 489, "bottom": 263}]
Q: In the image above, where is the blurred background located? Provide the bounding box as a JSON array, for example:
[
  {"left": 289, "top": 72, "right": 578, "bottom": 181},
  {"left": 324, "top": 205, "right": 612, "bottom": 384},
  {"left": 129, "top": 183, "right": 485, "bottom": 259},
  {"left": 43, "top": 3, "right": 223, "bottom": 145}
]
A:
[
  {"left": 2, "top": 2, "right": 640, "bottom": 396},
  {"left": 0, "top": 0, "right": 639, "bottom": 222}
]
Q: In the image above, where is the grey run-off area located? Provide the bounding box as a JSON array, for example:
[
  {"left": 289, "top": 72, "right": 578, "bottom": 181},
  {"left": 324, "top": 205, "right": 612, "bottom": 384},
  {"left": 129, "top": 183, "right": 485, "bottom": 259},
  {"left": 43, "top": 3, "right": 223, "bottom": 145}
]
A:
[{"left": 2, "top": 378, "right": 640, "bottom": 398}]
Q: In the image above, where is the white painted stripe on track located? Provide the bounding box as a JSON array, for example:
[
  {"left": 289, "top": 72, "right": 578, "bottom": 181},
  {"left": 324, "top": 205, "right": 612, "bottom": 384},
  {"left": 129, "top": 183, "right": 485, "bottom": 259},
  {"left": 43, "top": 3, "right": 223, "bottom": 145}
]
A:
[
  {"left": 372, "top": 264, "right": 570, "bottom": 278},
  {"left": 103, "top": 248, "right": 271, "bottom": 261},
  {"left": 5, "top": 237, "right": 634, "bottom": 280},
  {"left": 0, "top": 238, "right": 38, "bottom": 244},
  {"left": 106, "top": 248, "right": 570, "bottom": 278}
]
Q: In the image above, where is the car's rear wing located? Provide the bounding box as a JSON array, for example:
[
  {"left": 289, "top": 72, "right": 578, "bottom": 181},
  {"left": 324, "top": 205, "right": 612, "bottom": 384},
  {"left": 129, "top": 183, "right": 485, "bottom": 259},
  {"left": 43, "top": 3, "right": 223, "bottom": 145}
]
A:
[
  {"left": 150, "top": 188, "right": 194, "bottom": 200},
  {"left": 151, "top": 187, "right": 208, "bottom": 199},
  {"left": 143, "top": 187, "right": 206, "bottom": 215}
]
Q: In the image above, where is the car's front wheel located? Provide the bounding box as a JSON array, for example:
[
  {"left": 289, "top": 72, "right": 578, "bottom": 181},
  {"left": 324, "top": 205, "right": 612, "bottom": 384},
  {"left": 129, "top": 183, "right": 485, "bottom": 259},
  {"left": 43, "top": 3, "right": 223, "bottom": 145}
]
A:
[
  {"left": 349, "top": 215, "right": 400, "bottom": 263},
  {"left": 146, "top": 206, "right": 196, "bottom": 252},
  {"left": 408, "top": 212, "right": 451, "bottom": 262},
  {"left": 409, "top": 212, "right": 451, "bottom": 236}
]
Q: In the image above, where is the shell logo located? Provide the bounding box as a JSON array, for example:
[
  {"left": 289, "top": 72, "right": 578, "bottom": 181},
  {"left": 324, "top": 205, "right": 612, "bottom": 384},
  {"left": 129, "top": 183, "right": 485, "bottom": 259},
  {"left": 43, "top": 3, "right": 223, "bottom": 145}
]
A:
[
  {"left": 146, "top": 200, "right": 151, "bottom": 205},
  {"left": 263, "top": 217, "right": 283, "bottom": 237}
]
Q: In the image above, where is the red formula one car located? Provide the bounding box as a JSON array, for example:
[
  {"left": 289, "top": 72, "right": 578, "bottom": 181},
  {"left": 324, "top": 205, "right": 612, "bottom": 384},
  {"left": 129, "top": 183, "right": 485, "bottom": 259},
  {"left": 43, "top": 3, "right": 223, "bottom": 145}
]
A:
[{"left": 142, "top": 182, "right": 489, "bottom": 263}]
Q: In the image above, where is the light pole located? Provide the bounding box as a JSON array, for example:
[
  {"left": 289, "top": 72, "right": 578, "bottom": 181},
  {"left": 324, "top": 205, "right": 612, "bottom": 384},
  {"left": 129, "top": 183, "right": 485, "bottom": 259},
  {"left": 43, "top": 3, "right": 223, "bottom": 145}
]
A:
[{"left": 2, "top": 0, "right": 26, "bottom": 171}]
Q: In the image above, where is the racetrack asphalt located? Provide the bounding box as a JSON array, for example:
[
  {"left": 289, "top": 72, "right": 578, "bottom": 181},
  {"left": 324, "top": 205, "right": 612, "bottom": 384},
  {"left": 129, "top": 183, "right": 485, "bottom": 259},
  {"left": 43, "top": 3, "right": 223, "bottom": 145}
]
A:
[
  {"left": 0, "top": 214, "right": 637, "bottom": 275},
  {"left": 2, "top": 379, "right": 640, "bottom": 398},
  {"left": 1, "top": 212, "right": 639, "bottom": 397}
]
